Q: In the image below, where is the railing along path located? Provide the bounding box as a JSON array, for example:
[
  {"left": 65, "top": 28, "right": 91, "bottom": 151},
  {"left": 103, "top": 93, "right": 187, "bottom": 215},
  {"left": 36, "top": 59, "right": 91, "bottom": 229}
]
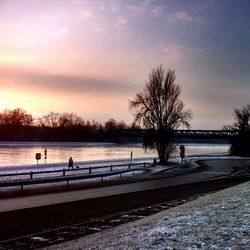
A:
[{"left": 0, "top": 162, "right": 153, "bottom": 191}]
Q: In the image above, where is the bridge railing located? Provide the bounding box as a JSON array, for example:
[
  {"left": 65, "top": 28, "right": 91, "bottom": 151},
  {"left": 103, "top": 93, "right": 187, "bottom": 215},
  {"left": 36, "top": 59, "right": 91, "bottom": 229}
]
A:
[
  {"left": 173, "top": 130, "right": 238, "bottom": 138},
  {"left": 110, "top": 128, "right": 238, "bottom": 139}
]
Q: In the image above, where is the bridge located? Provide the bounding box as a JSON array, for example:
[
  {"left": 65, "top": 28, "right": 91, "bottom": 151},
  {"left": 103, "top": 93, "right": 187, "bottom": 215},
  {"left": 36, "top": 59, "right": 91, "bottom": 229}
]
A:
[
  {"left": 108, "top": 129, "right": 237, "bottom": 142},
  {"left": 173, "top": 130, "right": 237, "bottom": 139}
]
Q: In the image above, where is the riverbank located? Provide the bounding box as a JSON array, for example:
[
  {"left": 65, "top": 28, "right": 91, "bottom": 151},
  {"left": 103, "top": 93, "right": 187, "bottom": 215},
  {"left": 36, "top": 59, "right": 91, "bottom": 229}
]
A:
[
  {"left": 0, "top": 141, "right": 229, "bottom": 167},
  {"left": 46, "top": 180, "right": 250, "bottom": 249}
]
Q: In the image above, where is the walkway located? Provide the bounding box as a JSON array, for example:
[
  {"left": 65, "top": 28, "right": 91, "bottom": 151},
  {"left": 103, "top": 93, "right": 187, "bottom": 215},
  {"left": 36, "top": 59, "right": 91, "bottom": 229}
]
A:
[
  {"left": 0, "top": 158, "right": 249, "bottom": 240},
  {"left": 1, "top": 158, "right": 249, "bottom": 213}
]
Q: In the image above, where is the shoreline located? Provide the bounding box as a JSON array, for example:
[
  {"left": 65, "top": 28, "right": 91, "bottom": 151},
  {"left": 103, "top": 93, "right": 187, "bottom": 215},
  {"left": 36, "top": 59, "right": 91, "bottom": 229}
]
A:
[{"left": 0, "top": 142, "right": 229, "bottom": 168}]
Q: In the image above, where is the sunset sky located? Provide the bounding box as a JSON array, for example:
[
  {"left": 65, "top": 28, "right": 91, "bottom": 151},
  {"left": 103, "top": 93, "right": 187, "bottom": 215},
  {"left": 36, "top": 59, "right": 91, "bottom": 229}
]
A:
[{"left": 0, "top": 0, "right": 249, "bottom": 129}]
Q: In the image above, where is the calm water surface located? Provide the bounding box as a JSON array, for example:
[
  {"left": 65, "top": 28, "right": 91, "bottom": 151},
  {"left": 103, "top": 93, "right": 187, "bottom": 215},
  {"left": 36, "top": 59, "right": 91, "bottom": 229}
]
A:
[{"left": 0, "top": 142, "right": 230, "bottom": 167}]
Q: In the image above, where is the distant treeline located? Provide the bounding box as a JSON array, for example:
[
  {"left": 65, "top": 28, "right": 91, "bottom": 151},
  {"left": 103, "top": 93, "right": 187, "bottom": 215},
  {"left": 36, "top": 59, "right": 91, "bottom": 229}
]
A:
[{"left": 0, "top": 108, "right": 141, "bottom": 142}]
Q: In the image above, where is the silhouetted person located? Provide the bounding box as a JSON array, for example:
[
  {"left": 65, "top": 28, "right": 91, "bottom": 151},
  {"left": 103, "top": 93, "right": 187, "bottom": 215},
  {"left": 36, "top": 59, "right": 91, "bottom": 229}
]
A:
[
  {"left": 179, "top": 145, "right": 185, "bottom": 163},
  {"left": 68, "top": 157, "right": 74, "bottom": 169}
]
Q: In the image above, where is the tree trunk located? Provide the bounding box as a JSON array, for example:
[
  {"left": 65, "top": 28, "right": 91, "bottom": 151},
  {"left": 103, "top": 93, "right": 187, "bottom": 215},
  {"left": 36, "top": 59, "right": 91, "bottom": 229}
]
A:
[
  {"left": 155, "top": 128, "right": 172, "bottom": 165},
  {"left": 157, "top": 141, "right": 168, "bottom": 165}
]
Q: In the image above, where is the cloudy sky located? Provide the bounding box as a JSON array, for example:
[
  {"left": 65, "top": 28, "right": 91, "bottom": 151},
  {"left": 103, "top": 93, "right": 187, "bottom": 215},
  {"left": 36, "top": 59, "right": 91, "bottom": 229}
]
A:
[{"left": 0, "top": 0, "right": 249, "bottom": 129}]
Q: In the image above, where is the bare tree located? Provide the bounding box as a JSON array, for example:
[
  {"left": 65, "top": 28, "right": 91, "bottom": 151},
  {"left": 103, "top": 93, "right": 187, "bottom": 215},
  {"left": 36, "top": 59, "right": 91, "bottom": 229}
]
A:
[
  {"left": 38, "top": 112, "right": 60, "bottom": 128},
  {"left": 129, "top": 66, "right": 192, "bottom": 164},
  {"left": 104, "top": 118, "right": 129, "bottom": 131},
  {"left": 0, "top": 108, "right": 33, "bottom": 127},
  {"left": 233, "top": 105, "right": 250, "bottom": 132},
  {"left": 58, "top": 112, "right": 84, "bottom": 128},
  {"left": 223, "top": 105, "right": 250, "bottom": 132},
  {"left": 223, "top": 104, "right": 250, "bottom": 155}
]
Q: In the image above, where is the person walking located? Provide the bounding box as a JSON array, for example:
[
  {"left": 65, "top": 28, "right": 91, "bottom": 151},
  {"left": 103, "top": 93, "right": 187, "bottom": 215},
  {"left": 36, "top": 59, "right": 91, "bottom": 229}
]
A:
[
  {"left": 179, "top": 145, "right": 185, "bottom": 163},
  {"left": 68, "top": 156, "right": 74, "bottom": 169}
]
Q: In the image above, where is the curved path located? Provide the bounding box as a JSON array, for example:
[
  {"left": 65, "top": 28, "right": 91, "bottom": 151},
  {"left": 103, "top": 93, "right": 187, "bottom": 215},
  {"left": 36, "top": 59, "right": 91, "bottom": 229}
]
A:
[
  {"left": 0, "top": 158, "right": 249, "bottom": 239},
  {"left": 0, "top": 158, "right": 249, "bottom": 213}
]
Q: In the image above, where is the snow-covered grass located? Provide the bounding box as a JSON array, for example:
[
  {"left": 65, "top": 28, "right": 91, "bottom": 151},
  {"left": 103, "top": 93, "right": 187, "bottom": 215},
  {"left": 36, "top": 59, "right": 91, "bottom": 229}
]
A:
[
  {"left": 46, "top": 181, "right": 250, "bottom": 250},
  {"left": 0, "top": 157, "right": 156, "bottom": 173}
]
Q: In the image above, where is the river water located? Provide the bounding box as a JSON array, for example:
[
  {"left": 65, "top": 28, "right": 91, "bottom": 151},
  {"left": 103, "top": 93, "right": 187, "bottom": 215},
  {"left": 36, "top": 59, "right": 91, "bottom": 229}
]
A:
[{"left": 0, "top": 141, "right": 230, "bottom": 167}]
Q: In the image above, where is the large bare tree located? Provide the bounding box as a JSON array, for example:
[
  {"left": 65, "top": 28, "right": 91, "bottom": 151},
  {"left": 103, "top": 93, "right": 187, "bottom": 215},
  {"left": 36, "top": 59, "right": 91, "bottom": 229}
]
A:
[
  {"left": 223, "top": 105, "right": 250, "bottom": 133},
  {"left": 129, "top": 66, "right": 192, "bottom": 164},
  {"left": 223, "top": 104, "right": 250, "bottom": 155}
]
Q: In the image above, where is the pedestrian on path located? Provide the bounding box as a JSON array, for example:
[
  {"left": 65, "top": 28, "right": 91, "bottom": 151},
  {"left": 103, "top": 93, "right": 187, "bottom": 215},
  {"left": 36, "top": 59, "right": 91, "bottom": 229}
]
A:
[
  {"left": 68, "top": 156, "right": 74, "bottom": 169},
  {"left": 179, "top": 145, "right": 185, "bottom": 163}
]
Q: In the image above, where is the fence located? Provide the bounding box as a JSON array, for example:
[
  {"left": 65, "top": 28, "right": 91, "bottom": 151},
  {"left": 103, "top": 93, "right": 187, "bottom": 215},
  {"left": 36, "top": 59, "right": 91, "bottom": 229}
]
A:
[{"left": 0, "top": 162, "right": 153, "bottom": 191}]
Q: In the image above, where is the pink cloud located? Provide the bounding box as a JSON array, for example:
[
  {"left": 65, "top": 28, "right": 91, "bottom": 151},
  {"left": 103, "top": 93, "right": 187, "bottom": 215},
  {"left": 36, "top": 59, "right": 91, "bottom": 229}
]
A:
[
  {"left": 164, "top": 45, "right": 184, "bottom": 62},
  {"left": 126, "top": 3, "right": 164, "bottom": 17},
  {"left": 151, "top": 6, "right": 163, "bottom": 17},
  {"left": 115, "top": 17, "right": 128, "bottom": 31},
  {"left": 79, "top": 9, "right": 94, "bottom": 21},
  {"left": 163, "top": 45, "right": 204, "bottom": 62},
  {"left": 168, "top": 11, "right": 200, "bottom": 23}
]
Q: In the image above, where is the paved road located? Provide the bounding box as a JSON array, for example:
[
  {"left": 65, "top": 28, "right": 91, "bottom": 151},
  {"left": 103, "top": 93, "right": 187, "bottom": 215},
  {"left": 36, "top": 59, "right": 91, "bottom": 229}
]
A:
[{"left": 1, "top": 159, "right": 248, "bottom": 213}]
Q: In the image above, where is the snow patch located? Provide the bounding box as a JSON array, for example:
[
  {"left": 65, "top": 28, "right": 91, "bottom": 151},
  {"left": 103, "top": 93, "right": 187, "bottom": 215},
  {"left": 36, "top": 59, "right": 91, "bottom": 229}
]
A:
[{"left": 45, "top": 181, "right": 250, "bottom": 250}]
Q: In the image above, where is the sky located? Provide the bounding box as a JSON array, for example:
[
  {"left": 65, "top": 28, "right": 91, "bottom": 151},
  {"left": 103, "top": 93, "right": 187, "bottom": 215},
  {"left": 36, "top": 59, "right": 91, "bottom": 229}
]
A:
[{"left": 0, "top": 0, "right": 249, "bottom": 129}]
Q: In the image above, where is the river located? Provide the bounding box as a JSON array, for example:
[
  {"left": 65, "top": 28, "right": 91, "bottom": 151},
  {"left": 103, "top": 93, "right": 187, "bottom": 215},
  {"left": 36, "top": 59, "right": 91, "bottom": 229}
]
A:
[{"left": 0, "top": 141, "right": 230, "bottom": 167}]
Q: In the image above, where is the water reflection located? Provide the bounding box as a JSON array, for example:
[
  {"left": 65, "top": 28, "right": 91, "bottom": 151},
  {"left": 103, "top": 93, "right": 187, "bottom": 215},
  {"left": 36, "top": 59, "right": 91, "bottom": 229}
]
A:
[{"left": 0, "top": 142, "right": 230, "bottom": 167}]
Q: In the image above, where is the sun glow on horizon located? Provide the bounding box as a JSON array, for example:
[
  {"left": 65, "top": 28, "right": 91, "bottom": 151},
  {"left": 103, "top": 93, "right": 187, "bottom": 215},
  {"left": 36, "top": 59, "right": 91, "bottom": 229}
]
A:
[
  {"left": 0, "top": 89, "right": 70, "bottom": 118},
  {"left": 0, "top": 0, "right": 249, "bottom": 129},
  {"left": 0, "top": 54, "right": 34, "bottom": 65}
]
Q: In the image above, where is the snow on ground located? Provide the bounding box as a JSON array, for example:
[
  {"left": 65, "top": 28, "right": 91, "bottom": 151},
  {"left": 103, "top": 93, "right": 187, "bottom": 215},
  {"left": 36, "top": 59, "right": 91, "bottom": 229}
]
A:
[
  {"left": 0, "top": 157, "right": 157, "bottom": 173},
  {"left": 45, "top": 181, "right": 250, "bottom": 250}
]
